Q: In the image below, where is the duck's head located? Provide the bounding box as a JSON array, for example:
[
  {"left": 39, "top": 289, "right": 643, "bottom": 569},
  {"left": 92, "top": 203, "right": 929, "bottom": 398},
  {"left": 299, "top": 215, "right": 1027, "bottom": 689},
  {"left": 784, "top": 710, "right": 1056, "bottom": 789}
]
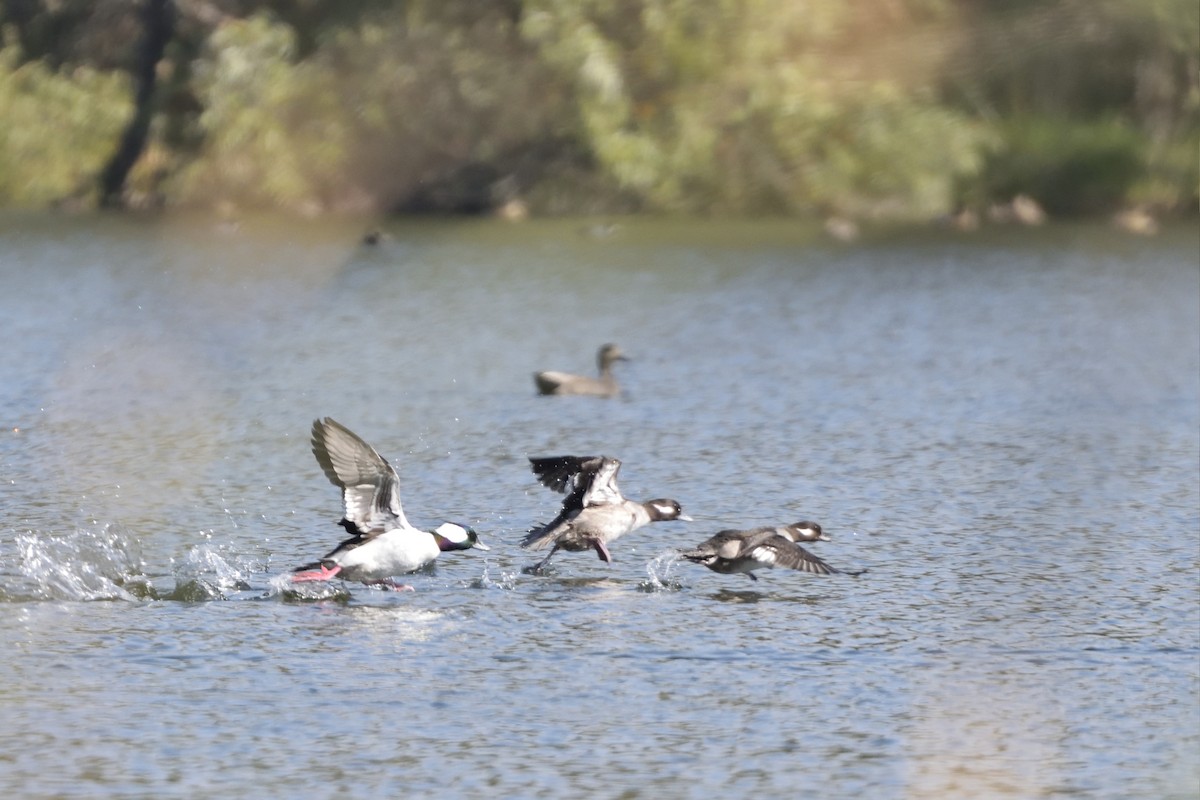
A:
[
  {"left": 433, "top": 522, "right": 490, "bottom": 552},
  {"left": 782, "top": 521, "right": 828, "bottom": 542},
  {"left": 647, "top": 499, "right": 692, "bottom": 522},
  {"left": 597, "top": 343, "right": 628, "bottom": 369}
]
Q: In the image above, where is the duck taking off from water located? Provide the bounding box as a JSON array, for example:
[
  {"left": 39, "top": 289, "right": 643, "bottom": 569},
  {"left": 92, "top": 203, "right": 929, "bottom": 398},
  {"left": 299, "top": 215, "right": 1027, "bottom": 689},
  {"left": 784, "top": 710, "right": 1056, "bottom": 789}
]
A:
[
  {"left": 534, "top": 343, "right": 627, "bottom": 397},
  {"left": 681, "top": 522, "right": 859, "bottom": 581},
  {"left": 292, "top": 417, "right": 488, "bottom": 590},
  {"left": 521, "top": 454, "right": 690, "bottom": 572}
]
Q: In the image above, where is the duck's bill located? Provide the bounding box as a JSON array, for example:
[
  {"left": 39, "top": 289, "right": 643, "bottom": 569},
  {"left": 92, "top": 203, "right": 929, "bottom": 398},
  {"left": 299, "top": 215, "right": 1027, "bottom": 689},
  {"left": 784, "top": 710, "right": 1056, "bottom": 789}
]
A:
[
  {"left": 471, "top": 540, "right": 491, "bottom": 551},
  {"left": 678, "top": 514, "right": 694, "bottom": 522}
]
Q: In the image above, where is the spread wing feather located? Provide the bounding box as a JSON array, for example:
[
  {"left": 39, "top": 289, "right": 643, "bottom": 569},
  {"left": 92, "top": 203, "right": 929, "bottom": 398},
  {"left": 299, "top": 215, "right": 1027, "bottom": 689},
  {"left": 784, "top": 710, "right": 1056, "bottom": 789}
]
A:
[
  {"left": 682, "top": 527, "right": 837, "bottom": 575},
  {"left": 311, "top": 417, "right": 410, "bottom": 537},
  {"left": 523, "top": 455, "right": 623, "bottom": 547}
]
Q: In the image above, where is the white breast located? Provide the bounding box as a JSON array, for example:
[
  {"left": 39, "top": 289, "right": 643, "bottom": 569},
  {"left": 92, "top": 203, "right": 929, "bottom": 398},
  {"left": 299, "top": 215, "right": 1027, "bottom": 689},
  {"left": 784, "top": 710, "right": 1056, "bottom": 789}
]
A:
[{"left": 337, "top": 528, "right": 441, "bottom": 579}]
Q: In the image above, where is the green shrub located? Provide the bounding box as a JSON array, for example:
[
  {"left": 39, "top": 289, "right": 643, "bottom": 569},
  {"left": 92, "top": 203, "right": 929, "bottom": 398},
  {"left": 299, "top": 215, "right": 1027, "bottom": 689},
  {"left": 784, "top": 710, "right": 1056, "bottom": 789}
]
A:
[
  {"left": 521, "top": 0, "right": 988, "bottom": 218},
  {"left": 170, "top": 14, "right": 350, "bottom": 212},
  {"left": 0, "top": 40, "right": 131, "bottom": 207},
  {"left": 978, "top": 116, "right": 1146, "bottom": 215}
]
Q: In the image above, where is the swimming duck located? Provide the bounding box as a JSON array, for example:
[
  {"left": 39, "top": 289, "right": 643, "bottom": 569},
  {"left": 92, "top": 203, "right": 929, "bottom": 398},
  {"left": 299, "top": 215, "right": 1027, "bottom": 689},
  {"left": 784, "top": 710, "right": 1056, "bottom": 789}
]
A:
[
  {"left": 534, "top": 343, "right": 627, "bottom": 397},
  {"left": 680, "top": 522, "right": 851, "bottom": 581},
  {"left": 521, "top": 454, "right": 690, "bottom": 572},
  {"left": 292, "top": 417, "right": 488, "bottom": 590}
]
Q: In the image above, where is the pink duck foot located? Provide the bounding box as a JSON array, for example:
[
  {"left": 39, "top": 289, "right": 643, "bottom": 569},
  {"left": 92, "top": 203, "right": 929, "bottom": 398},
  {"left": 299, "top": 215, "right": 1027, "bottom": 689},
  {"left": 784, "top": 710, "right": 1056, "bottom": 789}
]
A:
[
  {"left": 291, "top": 565, "right": 342, "bottom": 583},
  {"left": 592, "top": 539, "right": 613, "bottom": 564}
]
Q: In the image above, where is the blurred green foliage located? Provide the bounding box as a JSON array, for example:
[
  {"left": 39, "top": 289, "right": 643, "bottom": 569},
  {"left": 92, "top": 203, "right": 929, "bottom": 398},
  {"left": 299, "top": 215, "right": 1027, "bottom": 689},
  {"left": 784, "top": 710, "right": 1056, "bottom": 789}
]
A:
[
  {"left": 0, "top": 0, "right": 1194, "bottom": 219},
  {"left": 0, "top": 36, "right": 130, "bottom": 207},
  {"left": 172, "top": 15, "right": 349, "bottom": 212},
  {"left": 172, "top": 5, "right": 570, "bottom": 213},
  {"left": 522, "top": 0, "right": 986, "bottom": 218},
  {"left": 978, "top": 116, "right": 1145, "bottom": 215},
  {"left": 314, "top": 3, "right": 572, "bottom": 213}
]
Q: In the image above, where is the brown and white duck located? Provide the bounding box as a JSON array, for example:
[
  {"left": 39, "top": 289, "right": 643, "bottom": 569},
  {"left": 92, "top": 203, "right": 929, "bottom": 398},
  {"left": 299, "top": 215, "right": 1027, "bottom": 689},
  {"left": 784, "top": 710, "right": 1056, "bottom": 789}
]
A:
[
  {"left": 521, "top": 454, "right": 689, "bottom": 572},
  {"left": 680, "top": 522, "right": 858, "bottom": 581},
  {"left": 533, "top": 343, "right": 627, "bottom": 397}
]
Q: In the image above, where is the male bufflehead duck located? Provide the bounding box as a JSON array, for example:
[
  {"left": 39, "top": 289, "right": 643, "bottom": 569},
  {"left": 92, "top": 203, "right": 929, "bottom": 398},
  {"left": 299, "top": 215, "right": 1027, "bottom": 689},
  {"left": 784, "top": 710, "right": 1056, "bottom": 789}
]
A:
[
  {"left": 521, "top": 454, "right": 690, "bottom": 572},
  {"left": 292, "top": 417, "right": 488, "bottom": 590},
  {"left": 681, "top": 522, "right": 855, "bottom": 581},
  {"left": 534, "top": 343, "right": 627, "bottom": 397}
]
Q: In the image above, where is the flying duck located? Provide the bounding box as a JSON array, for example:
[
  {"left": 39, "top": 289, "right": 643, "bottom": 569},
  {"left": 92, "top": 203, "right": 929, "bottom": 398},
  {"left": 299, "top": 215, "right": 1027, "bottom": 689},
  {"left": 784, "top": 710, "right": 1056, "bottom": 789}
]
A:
[
  {"left": 680, "top": 522, "right": 856, "bottom": 581},
  {"left": 292, "top": 417, "right": 488, "bottom": 590},
  {"left": 534, "top": 343, "right": 627, "bottom": 397},
  {"left": 521, "top": 454, "right": 690, "bottom": 572}
]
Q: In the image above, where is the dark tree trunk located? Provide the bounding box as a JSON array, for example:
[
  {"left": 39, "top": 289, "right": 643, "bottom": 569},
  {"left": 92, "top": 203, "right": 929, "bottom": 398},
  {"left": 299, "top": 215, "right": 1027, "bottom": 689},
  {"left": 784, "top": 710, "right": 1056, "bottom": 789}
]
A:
[{"left": 98, "top": 0, "right": 174, "bottom": 208}]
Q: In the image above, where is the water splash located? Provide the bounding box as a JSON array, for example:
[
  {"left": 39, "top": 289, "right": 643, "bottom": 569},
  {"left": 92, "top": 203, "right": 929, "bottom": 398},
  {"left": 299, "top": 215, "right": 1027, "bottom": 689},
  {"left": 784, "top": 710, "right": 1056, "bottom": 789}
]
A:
[
  {"left": 3, "top": 525, "right": 150, "bottom": 601},
  {"left": 642, "top": 550, "right": 686, "bottom": 592},
  {"left": 168, "top": 543, "right": 258, "bottom": 601},
  {"left": 265, "top": 571, "right": 352, "bottom": 602},
  {"left": 473, "top": 560, "right": 518, "bottom": 590}
]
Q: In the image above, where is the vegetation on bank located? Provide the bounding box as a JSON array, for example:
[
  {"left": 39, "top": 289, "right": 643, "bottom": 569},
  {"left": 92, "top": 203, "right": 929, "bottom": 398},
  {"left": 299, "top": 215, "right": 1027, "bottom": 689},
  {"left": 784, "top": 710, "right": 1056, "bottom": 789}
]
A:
[{"left": 0, "top": 0, "right": 1195, "bottom": 222}]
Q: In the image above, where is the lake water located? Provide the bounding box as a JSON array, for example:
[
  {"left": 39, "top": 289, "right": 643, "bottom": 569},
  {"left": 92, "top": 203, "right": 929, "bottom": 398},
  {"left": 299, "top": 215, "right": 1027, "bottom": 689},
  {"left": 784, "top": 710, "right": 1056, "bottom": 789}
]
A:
[{"left": 0, "top": 213, "right": 1196, "bottom": 798}]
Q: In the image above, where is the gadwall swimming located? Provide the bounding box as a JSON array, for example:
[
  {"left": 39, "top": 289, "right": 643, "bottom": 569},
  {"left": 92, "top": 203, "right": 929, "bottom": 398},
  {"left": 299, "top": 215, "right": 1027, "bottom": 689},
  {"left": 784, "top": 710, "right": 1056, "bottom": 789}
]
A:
[{"left": 534, "top": 343, "right": 627, "bottom": 397}]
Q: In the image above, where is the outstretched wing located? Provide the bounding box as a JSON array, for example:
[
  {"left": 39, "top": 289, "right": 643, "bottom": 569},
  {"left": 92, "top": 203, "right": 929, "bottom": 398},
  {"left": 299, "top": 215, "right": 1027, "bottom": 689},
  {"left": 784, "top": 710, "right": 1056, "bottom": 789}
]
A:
[
  {"left": 580, "top": 457, "right": 622, "bottom": 507},
  {"left": 523, "top": 455, "right": 622, "bottom": 547},
  {"left": 758, "top": 535, "right": 836, "bottom": 575},
  {"left": 311, "top": 417, "right": 410, "bottom": 537},
  {"left": 528, "top": 455, "right": 605, "bottom": 493},
  {"left": 528, "top": 454, "right": 623, "bottom": 505},
  {"left": 682, "top": 527, "right": 837, "bottom": 576}
]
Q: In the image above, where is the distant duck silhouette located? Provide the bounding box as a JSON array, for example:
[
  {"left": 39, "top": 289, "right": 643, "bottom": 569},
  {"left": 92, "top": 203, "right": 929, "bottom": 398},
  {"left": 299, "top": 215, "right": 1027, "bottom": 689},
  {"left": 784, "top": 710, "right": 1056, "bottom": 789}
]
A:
[
  {"left": 534, "top": 343, "right": 627, "bottom": 397},
  {"left": 681, "top": 522, "right": 862, "bottom": 581},
  {"left": 292, "top": 417, "right": 489, "bottom": 590},
  {"left": 580, "top": 221, "right": 619, "bottom": 239},
  {"left": 361, "top": 229, "right": 393, "bottom": 246},
  {"left": 522, "top": 455, "right": 690, "bottom": 572},
  {"left": 988, "top": 194, "right": 1046, "bottom": 226},
  {"left": 823, "top": 216, "right": 859, "bottom": 242},
  {"left": 1112, "top": 208, "right": 1158, "bottom": 236}
]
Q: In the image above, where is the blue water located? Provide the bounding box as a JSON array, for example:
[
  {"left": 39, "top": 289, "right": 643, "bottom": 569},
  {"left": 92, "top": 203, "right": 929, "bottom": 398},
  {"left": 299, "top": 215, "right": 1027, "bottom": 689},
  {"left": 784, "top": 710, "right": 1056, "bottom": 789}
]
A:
[{"left": 1, "top": 215, "right": 1197, "bottom": 798}]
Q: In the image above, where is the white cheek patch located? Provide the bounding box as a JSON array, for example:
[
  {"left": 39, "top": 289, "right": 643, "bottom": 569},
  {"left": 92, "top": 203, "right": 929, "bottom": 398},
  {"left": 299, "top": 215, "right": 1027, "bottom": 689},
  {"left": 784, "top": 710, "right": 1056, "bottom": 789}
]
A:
[
  {"left": 779, "top": 526, "right": 814, "bottom": 540},
  {"left": 435, "top": 522, "right": 468, "bottom": 543},
  {"left": 716, "top": 540, "right": 742, "bottom": 559}
]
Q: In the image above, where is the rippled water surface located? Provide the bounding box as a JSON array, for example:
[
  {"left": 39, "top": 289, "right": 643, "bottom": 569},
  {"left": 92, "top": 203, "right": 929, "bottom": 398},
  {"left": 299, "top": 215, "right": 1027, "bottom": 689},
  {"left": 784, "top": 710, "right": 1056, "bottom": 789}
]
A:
[{"left": 1, "top": 214, "right": 1197, "bottom": 798}]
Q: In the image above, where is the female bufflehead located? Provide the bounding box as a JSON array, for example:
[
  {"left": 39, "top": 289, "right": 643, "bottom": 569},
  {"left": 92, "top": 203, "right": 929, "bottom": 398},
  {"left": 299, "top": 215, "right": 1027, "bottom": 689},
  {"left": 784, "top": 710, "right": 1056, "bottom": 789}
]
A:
[
  {"left": 534, "top": 343, "right": 627, "bottom": 397},
  {"left": 292, "top": 417, "right": 488, "bottom": 590},
  {"left": 681, "top": 522, "right": 854, "bottom": 581},
  {"left": 522, "top": 454, "right": 690, "bottom": 572}
]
